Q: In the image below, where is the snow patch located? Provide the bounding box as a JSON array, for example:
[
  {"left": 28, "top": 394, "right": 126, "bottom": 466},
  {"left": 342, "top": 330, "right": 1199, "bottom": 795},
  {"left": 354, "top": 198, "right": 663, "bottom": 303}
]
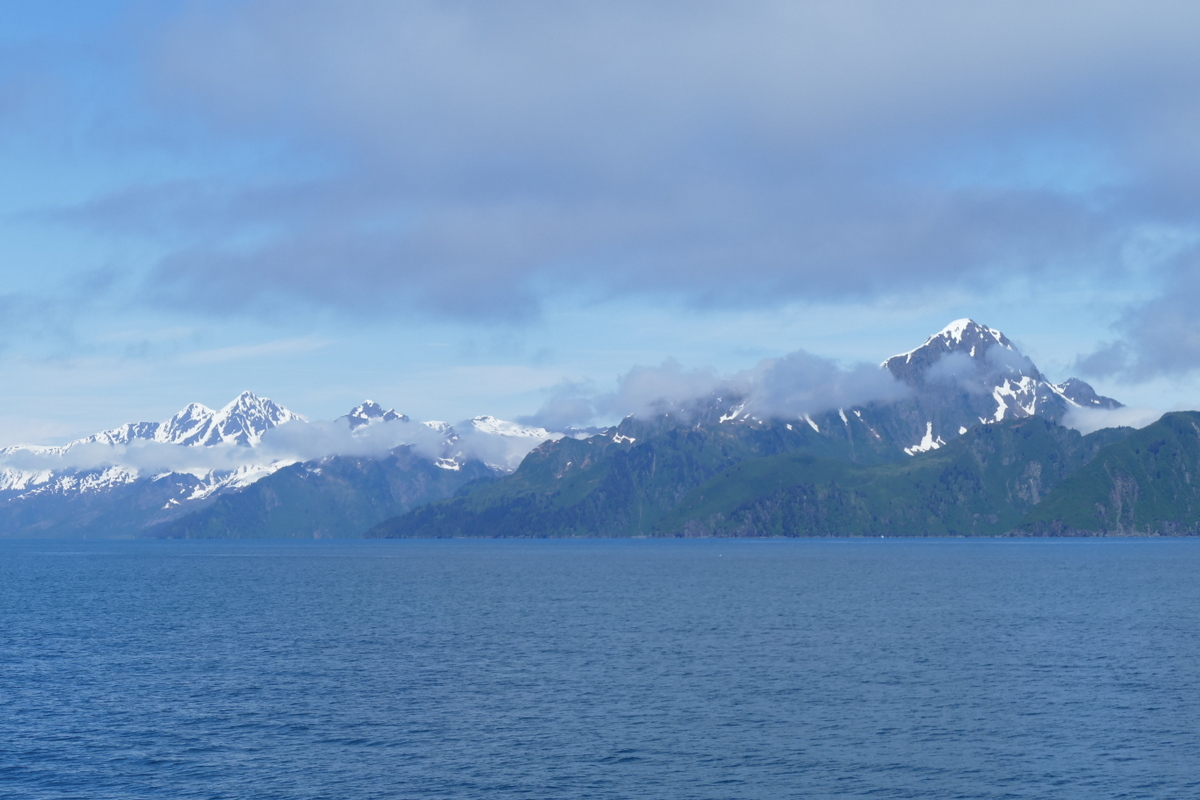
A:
[
  {"left": 718, "top": 403, "right": 746, "bottom": 423},
  {"left": 904, "top": 422, "right": 945, "bottom": 456}
]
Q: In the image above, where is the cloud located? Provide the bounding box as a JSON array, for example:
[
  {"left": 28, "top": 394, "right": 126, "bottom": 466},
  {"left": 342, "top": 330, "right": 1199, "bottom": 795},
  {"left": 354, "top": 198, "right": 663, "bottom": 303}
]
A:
[
  {"left": 924, "top": 351, "right": 980, "bottom": 388},
  {"left": 254, "top": 418, "right": 445, "bottom": 463},
  {"left": 0, "top": 268, "right": 125, "bottom": 356},
  {"left": 736, "top": 351, "right": 909, "bottom": 418},
  {"left": 605, "top": 360, "right": 729, "bottom": 419},
  {"left": 517, "top": 381, "right": 602, "bottom": 432},
  {"left": 925, "top": 346, "right": 1040, "bottom": 393},
  {"left": 1076, "top": 252, "right": 1200, "bottom": 378},
  {"left": 181, "top": 335, "right": 331, "bottom": 365},
  {"left": 0, "top": 439, "right": 260, "bottom": 476},
  {"left": 0, "top": 415, "right": 553, "bottom": 476},
  {"left": 1062, "top": 406, "right": 1165, "bottom": 435},
  {"left": 524, "top": 349, "right": 908, "bottom": 427},
  {"left": 29, "top": 0, "right": 1195, "bottom": 324}
]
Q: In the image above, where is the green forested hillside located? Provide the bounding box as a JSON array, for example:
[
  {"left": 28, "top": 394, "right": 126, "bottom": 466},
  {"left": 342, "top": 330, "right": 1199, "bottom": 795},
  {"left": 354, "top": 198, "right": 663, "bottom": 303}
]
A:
[
  {"left": 1020, "top": 411, "right": 1200, "bottom": 535},
  {"left": 367, "top": 414, "right": 895, "bottom": 538},
  {"left": 658, "top": 419, "right": 1128, "bottom": 536},
  {"left": 367, "top": 416, "right": 1137, "bottom": 538}
]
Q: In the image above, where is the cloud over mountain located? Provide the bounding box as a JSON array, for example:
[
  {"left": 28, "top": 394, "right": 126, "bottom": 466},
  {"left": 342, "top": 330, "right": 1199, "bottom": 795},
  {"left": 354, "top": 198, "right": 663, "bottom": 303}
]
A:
[
  {"left": 524, "top": 349, "right": 909, "bottom": 427},
  {"left": 0, "top": 400, "right": 554, "bottom": 478}
]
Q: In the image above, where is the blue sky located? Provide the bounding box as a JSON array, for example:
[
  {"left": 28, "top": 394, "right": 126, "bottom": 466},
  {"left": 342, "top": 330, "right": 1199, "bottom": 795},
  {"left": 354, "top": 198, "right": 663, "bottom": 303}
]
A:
[{"left": 3, "top": 1, "right": 1200, "bottom": 444}]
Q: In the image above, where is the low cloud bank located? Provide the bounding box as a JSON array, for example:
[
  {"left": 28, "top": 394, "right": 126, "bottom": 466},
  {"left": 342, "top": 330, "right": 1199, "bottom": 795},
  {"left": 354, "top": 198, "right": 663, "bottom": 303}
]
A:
[
  {"left": 739, "top": 352, "right": 910, "bottom": 419},
  {"left": 925, "top": 347, "right": 1040, "bottom": 393},
  {"left": 524, "top": 350, "right": 909, "bottom": 428},
  {"left": 1062, "top": 406, "right": 1165, "bottom": 435},
  {"left": 0, "top": 416, "right": 550, "bottom": 476}
]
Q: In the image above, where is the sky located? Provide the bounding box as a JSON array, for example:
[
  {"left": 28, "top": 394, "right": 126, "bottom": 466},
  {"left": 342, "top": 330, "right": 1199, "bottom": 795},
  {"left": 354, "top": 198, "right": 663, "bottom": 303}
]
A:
[{"left": 4, "top": 0, "right": 1200, "bottom": 445}]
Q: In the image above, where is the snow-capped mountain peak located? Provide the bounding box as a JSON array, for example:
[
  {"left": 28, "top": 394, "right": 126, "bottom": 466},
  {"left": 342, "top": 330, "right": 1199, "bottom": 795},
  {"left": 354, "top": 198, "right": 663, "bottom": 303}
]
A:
[
  {"left": 0, "top": 392, "right": 569, "bottom": 537},
  {"left": 937, "top": 318, "right": 1008, "bottom": 347},
  {"left": 41, "top": 393, "right": 303, "bottom": 451},
  {"left": 205, "top": 391, "right": 303, "bottom": 446},
  {"left": 343, "top": 400, "right": 409, "bottom": 430},
  {"left": 884, "top": 318, "right": 1019, "bottom": 374},
  {"left": 155, "top": 402, "right": 218, "bottom": 446},
  {"left": 873, "top": 319, "right": 1122, "bottom": 454},
  {"left": 0, "top": 392, "right": 303, "bottom": 501},
  {"left": 74, "top": 393, "right": 304, "bottom": 449}
]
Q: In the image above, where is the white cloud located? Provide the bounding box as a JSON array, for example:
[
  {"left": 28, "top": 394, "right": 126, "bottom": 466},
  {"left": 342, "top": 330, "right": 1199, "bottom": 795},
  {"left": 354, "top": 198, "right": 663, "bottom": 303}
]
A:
[
  {"left": 525, "top": 349, "right": 909, "bottom": 426},
  {"left": 1062, "top": 406, "right": 1165, "bottom": 435},
  {"left": 0, "top": 415, "right": 552, "bottom": 476}
]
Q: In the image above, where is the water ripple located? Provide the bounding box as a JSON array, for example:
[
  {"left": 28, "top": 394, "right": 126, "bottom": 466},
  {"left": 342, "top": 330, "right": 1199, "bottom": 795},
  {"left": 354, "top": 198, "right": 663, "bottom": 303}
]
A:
[{"left": 1, "top": 538, "right": 1198, "bottom": 799}]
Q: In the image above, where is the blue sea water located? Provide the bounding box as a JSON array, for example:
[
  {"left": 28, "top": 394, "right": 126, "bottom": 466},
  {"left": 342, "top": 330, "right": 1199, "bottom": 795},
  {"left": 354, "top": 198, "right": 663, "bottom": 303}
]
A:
[{"left": 1, "top": 538, "right": 1198, "bottom": 799}]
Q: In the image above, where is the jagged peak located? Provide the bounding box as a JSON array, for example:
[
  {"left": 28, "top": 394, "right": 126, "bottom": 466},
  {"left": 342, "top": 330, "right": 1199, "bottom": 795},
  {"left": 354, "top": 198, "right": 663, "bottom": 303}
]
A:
[
  {"left": 218, "top": 390, "right": 283, "bottom": 414},
  {"left": 936, "top": 318, "right": 1005, "bottom": 345},
  {"left": 160, "top": 402, "right": 216, "bottom": 428},
  {"left": 173, "top": 401, "right": 216, "bottom": 416},
  {"left": 886, "top": 319, "right": 1015, "bottom": 367},
  {"left": 344, "top": 400, "right": 409, "bottom": 429},
  {"left": 349, "top": 399, "right": 390, "bottom": 416}
]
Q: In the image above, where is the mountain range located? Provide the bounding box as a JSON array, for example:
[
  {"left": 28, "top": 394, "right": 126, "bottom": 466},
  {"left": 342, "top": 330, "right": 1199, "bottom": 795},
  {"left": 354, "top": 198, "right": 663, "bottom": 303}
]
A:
[
  {"left": 3, "top": 319, "right": 1196, "bottom": 538},
  {"left": 0, "top": 393, "right": 558, "bottom": 538}
]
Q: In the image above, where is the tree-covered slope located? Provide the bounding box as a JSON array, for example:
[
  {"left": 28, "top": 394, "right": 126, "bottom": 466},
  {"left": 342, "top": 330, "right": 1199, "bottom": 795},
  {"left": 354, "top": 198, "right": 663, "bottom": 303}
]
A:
[
  {"left": 1019, "top": 411, "right": 1200, "bottom": 535},
  {"left": 367, "top": 416, "right": 1134, "bottom": 538},
  {"left": 366, "top": 413, "right": 900, "bottom": 538},
  {"left": 657, "top": 419, "right": 1129, "bottom": 537}
]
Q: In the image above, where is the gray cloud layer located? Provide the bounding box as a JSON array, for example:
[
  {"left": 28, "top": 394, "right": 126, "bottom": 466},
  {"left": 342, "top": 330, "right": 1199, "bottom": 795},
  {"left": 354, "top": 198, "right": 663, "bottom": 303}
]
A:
[
  {"left": 1076, "top": 254, "right": 1200, "bottom": 379},
  {"left": 32, "top": 1, "right": 1200, "bottom": 374},
  {"left": 524, "top": 349, "right": 908, "bottom": 427}
]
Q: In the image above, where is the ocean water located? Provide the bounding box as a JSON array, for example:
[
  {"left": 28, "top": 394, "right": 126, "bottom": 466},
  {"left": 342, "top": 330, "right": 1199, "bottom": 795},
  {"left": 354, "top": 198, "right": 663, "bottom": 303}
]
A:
[{"left": 1, "top": 538, "right": 1198, "bottom": 800}]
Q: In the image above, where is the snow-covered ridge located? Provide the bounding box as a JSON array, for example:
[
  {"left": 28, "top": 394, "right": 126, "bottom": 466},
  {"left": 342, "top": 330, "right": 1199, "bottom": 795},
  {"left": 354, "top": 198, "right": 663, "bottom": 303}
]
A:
[
  {"left": 0, "top": 393, "right": 560, "bottom": 502},
  {"left": 67, "top": 391, "right": 304, "bottom": 450},
  {"left": 463, "top": 415, "right": 552, "bottom": 439},
  {"left": 884, "top": 318, "right": 1013, "bottom": 367},
  {"left": 343, "top": 400, "right": 408, "bottom": 430},
  {"left": 0, "top": 391, "right": 303, "bottom": 493},
  {"left": 439, "top": 415, "right": 560, "bottom": 471}
]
